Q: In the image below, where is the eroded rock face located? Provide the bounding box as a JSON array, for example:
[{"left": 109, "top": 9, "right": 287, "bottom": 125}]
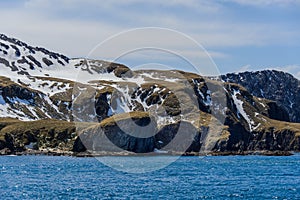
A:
[
  {"left": 0, "top": 119, "right": 76, "bottom": 153},
  {"left": 155, "top": 121, "right": 201, "bottom": 152},
  {"left": 212, "top": 82, "right": 300, "bottom": 153},
  {"left": 249, "top": 129, "right": 300, "bottom": 151},
  {"left": 223, "top": 70, "right": 300, "bottom": 123},
  {"left": 0, "top": 33, "right": 300, "bottom": 155},
  {"left": 265, "top": 101, "right": 290, "bottom": 122},
  {"left": 0, "top": 76, "right": 72, "bottom": 120},
  {"left": 75, "top": 112, "right": 156, "bottom": 153},
  {"left": 215, "top": 124, "right": 300, "bottom": 152}
]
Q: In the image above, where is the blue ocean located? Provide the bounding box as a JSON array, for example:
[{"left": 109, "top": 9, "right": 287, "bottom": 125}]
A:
[{"left": 0, "top": 155, "right": 299, "bottom": 199}]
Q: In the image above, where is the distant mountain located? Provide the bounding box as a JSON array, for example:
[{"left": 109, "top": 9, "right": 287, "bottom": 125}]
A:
[
  {"left": 222, "top": 70, "right": 300, "bottom": 123},
  {"left": 0, "top": 33, "right": 299, "bottom": 156}
]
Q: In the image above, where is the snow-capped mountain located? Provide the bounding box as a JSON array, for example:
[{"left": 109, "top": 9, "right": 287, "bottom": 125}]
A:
[
  {"left": 0, "top": 33, "right": 299, "bottom": 155},
  {"left": 222, "top": 70, "right": 300, "bottom": 123},
  {"left": 0, "top": 33, "right": 214, "bottom": 123}
]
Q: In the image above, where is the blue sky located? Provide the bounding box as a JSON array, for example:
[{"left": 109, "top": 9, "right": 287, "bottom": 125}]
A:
[{"left": 0, "top": 0, "right": 299, "bottom": 78}]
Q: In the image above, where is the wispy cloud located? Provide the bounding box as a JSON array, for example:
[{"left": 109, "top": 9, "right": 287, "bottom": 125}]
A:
[
  {"left": 223, "top": 0, "right": 300, "bottom": 7},
  {"left": 272, "top": 65, "right": 300, "bottom": 79},
  {"left": 236, "top": 64, "right": 251, "bottom": 72},
  {"left": 0, "top": 0, "right": 299, "bottom": 78},
  {"left": 236, "top": 64, "right": 300, "bottom": 80},
  {"left": 3, "top": 0, "right": 299, "bottom": 51}
]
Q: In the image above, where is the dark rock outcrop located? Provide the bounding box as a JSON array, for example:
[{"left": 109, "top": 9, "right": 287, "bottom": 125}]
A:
[
  {"left": 0, "top": 76, "right": 72, "bottom": 120},
  {"left": 0, "top": 33, "right": 69, "bottom": 63},
  {"left": 155, "top": 121, "right": 201, "bottom": 152},
  {"left": 1, "top": 33, "right": 300, "bottom": 156},
  {"left": 76, "top": 112, "right": 156, "bottom": 153},
  {"left": 222, "top": 70, "right": 300, "bottom": 122},
  {"left": 215, "top": 123, "right": 300, "bottom": 152},
  {"left": 0, "top": 119, "right": 77, "bottom": 153},
  {"left": 266, "top": 101, "right": 290, "bottom": 121}
]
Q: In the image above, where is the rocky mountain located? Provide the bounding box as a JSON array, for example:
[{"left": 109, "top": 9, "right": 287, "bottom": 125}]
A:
[
  {"left": 222, "top": 70, "right": 300, "bottom": 123},
  {"left": 0, "top": 34, "right": 299, "bottom": 156}
]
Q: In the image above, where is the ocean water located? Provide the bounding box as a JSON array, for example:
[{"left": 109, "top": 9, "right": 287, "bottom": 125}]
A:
[{"left": 0, "top": 155, "right": 299, "bottom": 199}]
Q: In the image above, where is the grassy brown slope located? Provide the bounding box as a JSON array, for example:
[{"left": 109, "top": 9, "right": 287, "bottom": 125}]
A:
[{"left": 0, "top": 118, "right": 96, "bottom": 153}]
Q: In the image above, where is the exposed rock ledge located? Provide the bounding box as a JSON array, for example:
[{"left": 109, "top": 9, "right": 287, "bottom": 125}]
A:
[{"left": 0, "top": 111, "right": 300, "bottom": 156}]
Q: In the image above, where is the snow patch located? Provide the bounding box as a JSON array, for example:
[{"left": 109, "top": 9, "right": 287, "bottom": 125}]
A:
[
  {"left": 0, "top": 95, "right": 5, "bottom": 105},
  {"left": 153, "top": 148, "right": 168, "bottom": 154},
  {"left": 232, "top": 89, "right": 255, "bottom": 131},
  {"left": 253, "top": 123, "right": 261, "bottom": 130},
  {"left": 259, "top": 102, "right": 266, "bottom": 108}
]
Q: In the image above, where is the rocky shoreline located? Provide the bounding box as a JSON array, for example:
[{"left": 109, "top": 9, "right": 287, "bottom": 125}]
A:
[
  {"left": 1, "top": 34, "right": 300, "bottom": 161},
  {"left": 1, "top": 114, "right": 300, "bottom": 158},
  {"left": 0, "top": 147, "right": 295, "bottom": 157}
]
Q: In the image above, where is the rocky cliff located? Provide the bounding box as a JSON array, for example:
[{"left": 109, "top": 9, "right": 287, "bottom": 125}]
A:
[
  {"left": 0, "top": 33, "right": 299, "bottom": 156},
  {"left": 222, "top": 70, "right": 300, "bottom": 123}
]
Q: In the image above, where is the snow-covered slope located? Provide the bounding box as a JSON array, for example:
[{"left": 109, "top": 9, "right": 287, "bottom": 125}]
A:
[
  {"left": 0, "top": 34, "right": 213, "bottom": 122},
  {"left": 1, "top": 33, "right": 300, "bottom": 154},
  {"left": 0, "top": 33, "right": 295, "bottom": 130}
]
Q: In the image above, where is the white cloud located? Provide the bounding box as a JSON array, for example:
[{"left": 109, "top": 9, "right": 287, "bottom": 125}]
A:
[
  {"left": 0, "top": 0, "right": 299, "bottom": 79},
  {"left": 296, "top": 72, "right": 300, "bottom": 79},
  {"left": 234, "top": 64, "right": 300, "bottom": 79},
  {"left": 223, "top": 0, "right": 300, "bottom": 7},
  {"left": 24, "top": 0, "right": 221, "bottom": 13},
  {"left": 272, "top": 65, "right": 300, "bottom": 79},
  {"left": 2, "top": 0, "right": 298, "bottom": 54},
  {"left": 0, "top": 9, "right": 121, "bottom": 57},
  {"left": 236, "top": 64, "right": 251, "bottom": 72}
]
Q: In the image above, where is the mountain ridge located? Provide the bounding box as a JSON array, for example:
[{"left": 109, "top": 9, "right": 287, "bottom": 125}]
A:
[
  {"left": 222, "top": 70, "right": 300, "bottom": 123},
  {"left": 0, "top": 33, "right": 299, "bottom": 155}
]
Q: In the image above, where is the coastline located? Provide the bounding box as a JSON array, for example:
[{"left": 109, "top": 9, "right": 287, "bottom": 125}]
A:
[{"left": 0, "top": 148, "right": 295, "bottom": 157}]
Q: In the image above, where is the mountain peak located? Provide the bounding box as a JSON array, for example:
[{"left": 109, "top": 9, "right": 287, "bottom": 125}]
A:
[
  {"left": 0, "top": 33, "right": 70, "bottom": 72},
  {"left": 222, "top": 69, "right": 300, "bottom": 123}
]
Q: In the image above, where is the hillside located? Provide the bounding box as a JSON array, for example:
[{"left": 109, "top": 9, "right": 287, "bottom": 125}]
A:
[
  {"left": 222, "top": 70, "right": 300, "bottom": 123},
  {"left": 0, "top": 33, "right": 299, "bottom": 156}
]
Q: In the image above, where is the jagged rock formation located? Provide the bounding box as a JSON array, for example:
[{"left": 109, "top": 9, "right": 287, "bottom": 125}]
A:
[
  {"left": 0, "top": 33, "right": 299, "bottom": 155},
  {"left": 0, "top": 118, "right": 77, "bottom": 154},
  {"left": 74, "top": 112, "right": 156, "bottom": 153},
  {"left": 222, "top": 70, "right": 300, "bottom": 123}
]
